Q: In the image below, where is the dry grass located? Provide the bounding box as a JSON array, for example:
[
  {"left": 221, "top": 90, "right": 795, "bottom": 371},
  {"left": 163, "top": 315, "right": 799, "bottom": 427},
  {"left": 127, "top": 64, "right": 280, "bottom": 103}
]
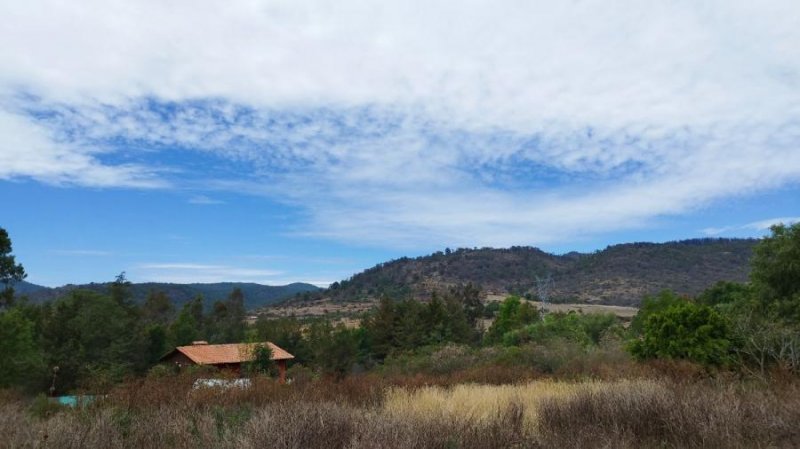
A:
[
  {"left": 2, "top": 376, "right": 799, "bottom": 449},
  {"left": 383, "top": 380, "right": 586, "bottom": 430}
]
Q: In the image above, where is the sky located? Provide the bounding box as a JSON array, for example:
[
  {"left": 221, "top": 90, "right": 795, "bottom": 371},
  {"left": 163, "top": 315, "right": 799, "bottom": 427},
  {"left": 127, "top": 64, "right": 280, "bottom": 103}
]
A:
[{"left": 1, "top": 0, "right": 799, "bottom": 287}]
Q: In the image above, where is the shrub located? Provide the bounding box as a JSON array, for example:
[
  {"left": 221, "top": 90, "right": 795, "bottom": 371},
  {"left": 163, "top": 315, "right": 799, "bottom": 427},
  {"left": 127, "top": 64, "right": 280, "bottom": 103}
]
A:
[{"left": 628, "top": 301, "right": 733, "bottom": 366}]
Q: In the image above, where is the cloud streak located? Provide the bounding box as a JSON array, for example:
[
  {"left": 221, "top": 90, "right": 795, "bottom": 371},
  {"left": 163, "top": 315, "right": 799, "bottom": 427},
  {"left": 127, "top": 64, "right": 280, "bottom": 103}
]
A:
[
  {"left": 135, "top": 263, "right": 284, "bottom": 284},
  {"left": 703, "top": 217, "right": 800, "bottom": 236}
]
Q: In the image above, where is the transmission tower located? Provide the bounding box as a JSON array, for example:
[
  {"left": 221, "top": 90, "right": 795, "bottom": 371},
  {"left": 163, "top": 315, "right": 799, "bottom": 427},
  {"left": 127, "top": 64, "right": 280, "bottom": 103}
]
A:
[{"left": 534, "top": 274, "right": 554, "bottom": 314}]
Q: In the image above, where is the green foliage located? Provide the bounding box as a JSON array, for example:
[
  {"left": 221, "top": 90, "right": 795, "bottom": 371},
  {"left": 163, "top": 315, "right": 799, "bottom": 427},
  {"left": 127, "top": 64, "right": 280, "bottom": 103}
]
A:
[
  {"left": 629, "top": 301, "right": 732, "bottom": 366},
  {"left": 484, "top": 296, "right": 540, "bottom": 344},
  {"left": 363, "top": 293, "right": 477, "bottom": 360},
  {"left": 207, "top": 288, "right": 246, "bottom": 343},
  {"left": 697, "top": 281, "right": 752, "bottom": 307},
  {"left": 750, "top": 222, "right": 800, "bottom": 322},
  {"left": 142, "top": 290, "right": 175, "bottom": 324},
  {"left": 144, "top": 324, "right": 168, "bottom": 364},
  {"left": 245, "top": 343, "right": 275, "bottom": 376},
  {"left": 629, "top": 290, "right": 686, "bottom": 335},
  {"left": 254, "top": 315, "right": 306, "bottom": 361},
  {"left": 41, "top": 289, "right": 147, "bottom": 392},
  {"left": 169, "top": 298, "right": 202, "bottom": 347},
  {"left": 0, "top": 227, "right": 26, "bottom": 308},
  {"left": 503, "top": 312, "right": 617, "bottom": 347},
  {"left": 0, "top": 308, "right": 44, "bottom": 388}
]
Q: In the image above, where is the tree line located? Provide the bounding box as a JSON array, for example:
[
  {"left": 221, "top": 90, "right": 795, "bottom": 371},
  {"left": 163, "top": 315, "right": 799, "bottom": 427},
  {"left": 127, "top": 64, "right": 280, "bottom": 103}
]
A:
[{"left": 1, "top": 223, "right": 799, "bottom": 393}]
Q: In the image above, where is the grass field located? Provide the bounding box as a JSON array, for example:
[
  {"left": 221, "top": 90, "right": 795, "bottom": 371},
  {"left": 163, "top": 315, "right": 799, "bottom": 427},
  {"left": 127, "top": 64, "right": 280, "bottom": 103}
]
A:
[{"left": 2, "top": 373, "right": 798, "bottom": 449}]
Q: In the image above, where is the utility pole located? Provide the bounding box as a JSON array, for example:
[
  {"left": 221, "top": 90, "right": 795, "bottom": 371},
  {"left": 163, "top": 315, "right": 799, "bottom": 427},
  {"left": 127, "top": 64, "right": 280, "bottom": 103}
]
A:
[{"left": 535, "top": 274, "right": 554, "bottom": 315}]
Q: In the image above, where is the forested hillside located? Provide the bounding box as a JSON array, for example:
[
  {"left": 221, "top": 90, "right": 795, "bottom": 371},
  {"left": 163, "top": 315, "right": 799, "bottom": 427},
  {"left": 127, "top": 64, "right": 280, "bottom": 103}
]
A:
[
  {"left": 306, "top": 238, "right": 756, "bottom": 306},
  {"left": 15, "top": 281, "right": 319, "bottom": 310}
]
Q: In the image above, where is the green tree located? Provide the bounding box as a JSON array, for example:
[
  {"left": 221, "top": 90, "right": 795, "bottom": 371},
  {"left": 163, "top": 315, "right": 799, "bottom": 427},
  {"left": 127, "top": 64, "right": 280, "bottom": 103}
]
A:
[
  {"left": 169, "top": 300, "right": 202, "bottom": 347},
  {"left": 208, "top": 288, "right": 246, "bottom": 343},
  {"left": 629, "top": 290, "right": 686, "bottom": 335},
  {"left": 142, "top": 290, "right": 175, "bottom": 324},
  {"left": 423, "top": 293, "right": 448, "bottom": 344},
  {"left": 485, "top": 296, "right": 539, "bottom": 344},
  {"left": 144, "top": 324, "right": 169, "bottom": 363},
  {"left": 448, "top": 283, "right": 485, "bottom": 327},
  {"left": 697, "top": 281, "right": 751, "bottom": 307},
  {"left": 109, "top": 272, "right": 134, "bottom": 309},
  {"left": 0, "top": 308, "right": 44, "bottom": 388},
  {"left": 629, "top": 301, "right": 732, "bottom": 366},
  {"left": 318, "top": 325, "right": 359, "bottom": 379},
  {"left": 254, "top": 315, "right": 306, "bottom": 362},
  {"left": 364, "top": 296, "right": 396, "bottom": 359},
  {"left": 503, "top": 312, "right": 617, "bottom": 347},
  {"left": 41, "top": 290, "right": 146, "bottom": 391},
  {"left": 393, "top": 299, "right": 425, "bottom": 350},
  {"left": 245, "top": 343, "right": 275, "bottom": 376},
  {"left": 0, "top": 227, "right": 26, "bottom": 308},
  {"left": 750, "top": 223, "right": 800, "bottom": 322}
]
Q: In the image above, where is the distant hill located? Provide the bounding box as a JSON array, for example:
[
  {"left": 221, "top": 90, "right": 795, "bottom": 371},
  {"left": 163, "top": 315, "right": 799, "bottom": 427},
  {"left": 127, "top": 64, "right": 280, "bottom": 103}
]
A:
[
  {"left": 293, "top": 238, "right": 757, "bottom": 306},
  {"left": 12, "top": 280, "right": 320, "bottom": 311}
]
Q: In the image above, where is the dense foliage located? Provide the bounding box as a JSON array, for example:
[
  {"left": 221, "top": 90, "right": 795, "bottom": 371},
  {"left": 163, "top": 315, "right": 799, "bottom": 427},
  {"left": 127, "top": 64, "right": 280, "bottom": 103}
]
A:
[{"left": 627, "top": 223, "right": 800, "bottom": 373}]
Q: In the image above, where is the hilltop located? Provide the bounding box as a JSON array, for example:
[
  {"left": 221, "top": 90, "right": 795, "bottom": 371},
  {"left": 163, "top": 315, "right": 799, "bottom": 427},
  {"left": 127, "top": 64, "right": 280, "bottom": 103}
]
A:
[{"left": 288, "top": 238, "right": 756, "bottom": 307}]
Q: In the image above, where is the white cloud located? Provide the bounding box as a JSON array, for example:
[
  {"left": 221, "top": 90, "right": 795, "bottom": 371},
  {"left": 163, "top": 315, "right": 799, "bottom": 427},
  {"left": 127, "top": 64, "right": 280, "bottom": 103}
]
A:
[
  {"left": 0, "top": 109, "right": 164, "bottom": 187},
  {"left": 1, "top": 0, "right": 799, "bottom": 246},
  {"left": 744, "top": 217, "right": 800, "bottom": 231},
  {"left": 135, "top": 263, "right": 284, "bottom": 284},
  {"left": 703, "top": 217, "right": 800, "bottom": 236}
]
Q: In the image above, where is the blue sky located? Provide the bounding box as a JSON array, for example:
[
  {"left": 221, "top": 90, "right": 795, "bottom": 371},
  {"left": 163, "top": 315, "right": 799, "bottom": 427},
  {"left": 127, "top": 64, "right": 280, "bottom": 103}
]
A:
[{"left": 1, "top": 1, "right": 799, "bottom": 287}]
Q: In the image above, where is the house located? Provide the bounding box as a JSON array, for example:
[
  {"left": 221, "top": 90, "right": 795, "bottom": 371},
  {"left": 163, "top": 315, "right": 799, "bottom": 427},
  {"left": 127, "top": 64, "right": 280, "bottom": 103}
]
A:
[{"left": 160, "top": 341, "right": 294, "bottom": 383}]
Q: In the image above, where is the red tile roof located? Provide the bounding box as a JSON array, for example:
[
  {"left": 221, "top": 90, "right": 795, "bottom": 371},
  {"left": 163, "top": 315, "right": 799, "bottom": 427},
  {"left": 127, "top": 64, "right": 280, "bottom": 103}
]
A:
[{"left": 174, "top": 342, "right": 294, "bottom": 365}]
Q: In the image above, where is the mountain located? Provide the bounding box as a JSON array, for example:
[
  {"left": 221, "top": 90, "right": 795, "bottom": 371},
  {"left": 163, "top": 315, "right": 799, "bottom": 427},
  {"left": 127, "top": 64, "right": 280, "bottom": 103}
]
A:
[
  {"left": 293, "top": 238, "right": 757, "bottom": 306},
  {"left": 12, "top": 280, "right": 320, "bottom": 311}
]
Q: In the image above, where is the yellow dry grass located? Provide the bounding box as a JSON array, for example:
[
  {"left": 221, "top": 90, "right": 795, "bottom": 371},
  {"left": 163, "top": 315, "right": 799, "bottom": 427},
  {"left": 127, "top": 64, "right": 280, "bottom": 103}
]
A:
[{"left": 382, "top": 380, "right": 660, "bottom": 432}]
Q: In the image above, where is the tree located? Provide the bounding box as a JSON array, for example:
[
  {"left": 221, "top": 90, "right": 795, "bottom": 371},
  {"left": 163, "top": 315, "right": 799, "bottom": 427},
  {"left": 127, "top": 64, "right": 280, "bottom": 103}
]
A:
[
  {"left": 169, "top": 300, "right": 202, "bottom": 347},
  {"left": 750, "top": 223, "right": 800, "bottom": 322},
  {"left": 0, "top": 308, "right": 43, "bottom": 388},
  {"left": 109, "top": 272, "right": 134, "bottom": 309},
  {"left": 364, "top": 296, "right": 396, "bottom": 359},
  {"left": 629, "top": 301, "right": 732, "bottom": 366},
  {"left": 697, "top": 281, "right": 751, "bottom": 307},
  {"left": 41, "top": 290, "right": 147, "bottom": 391},
  {"left": 0, "top": 227, "right": 26, "bottom": 308},
  {"left": 629, "top": 290, "right": 686, "bottom": 336},
  {"left": 245, "top": 343, "right": 275, "bottom": 376},
  {"left": 485, "top": 296, "right": 539, "bottom": 344},
  {"left": 142, "top": 290, "right": 175, "bottom": 324},
  {"left": 448, "top": 283, "right": 485, "bottom": 327}
]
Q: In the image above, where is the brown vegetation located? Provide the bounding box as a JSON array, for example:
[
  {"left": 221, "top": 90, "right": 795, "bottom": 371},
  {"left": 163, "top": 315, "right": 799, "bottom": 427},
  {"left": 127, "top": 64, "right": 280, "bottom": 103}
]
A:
[{"left": 2, "top": 367, "right": 798, "bottom": 449}]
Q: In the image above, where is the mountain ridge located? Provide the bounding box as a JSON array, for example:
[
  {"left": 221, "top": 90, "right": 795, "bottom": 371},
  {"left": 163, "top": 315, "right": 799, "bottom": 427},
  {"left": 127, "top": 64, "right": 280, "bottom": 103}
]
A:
[
  {"left": 289, "top": 238, "right": 757, "bottom": 306},
  {"left": 12, "top": 280, "right": 320, "bottom": 311}
]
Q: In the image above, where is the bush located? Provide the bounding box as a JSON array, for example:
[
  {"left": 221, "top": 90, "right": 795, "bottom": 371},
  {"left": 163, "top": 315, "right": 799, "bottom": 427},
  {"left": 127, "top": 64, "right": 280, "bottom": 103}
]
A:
[
  {"left": 629, "top": 301, "right": 733, "bottom": 366},
  {"left": 502, "top": 312, "right": 618, "bottom": 347}
]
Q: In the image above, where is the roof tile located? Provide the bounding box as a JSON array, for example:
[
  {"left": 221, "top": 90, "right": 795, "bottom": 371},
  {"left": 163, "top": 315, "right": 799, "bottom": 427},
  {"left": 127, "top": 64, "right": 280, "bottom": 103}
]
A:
[{"left": 176, "top": 342, "right": 294, "bottom": 365}]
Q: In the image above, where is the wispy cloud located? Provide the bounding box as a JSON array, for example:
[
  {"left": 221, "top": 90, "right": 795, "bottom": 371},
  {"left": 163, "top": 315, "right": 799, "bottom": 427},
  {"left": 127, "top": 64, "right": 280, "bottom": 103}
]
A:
[
  {"left": 135, "top": 263, "right": 283, "bottom": 284},
  {"left": 1, "top": 1, "right": 799, "bottom": 247},
  {"left": 702, "top": 217, "right": 800, "bottom": 236}
]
